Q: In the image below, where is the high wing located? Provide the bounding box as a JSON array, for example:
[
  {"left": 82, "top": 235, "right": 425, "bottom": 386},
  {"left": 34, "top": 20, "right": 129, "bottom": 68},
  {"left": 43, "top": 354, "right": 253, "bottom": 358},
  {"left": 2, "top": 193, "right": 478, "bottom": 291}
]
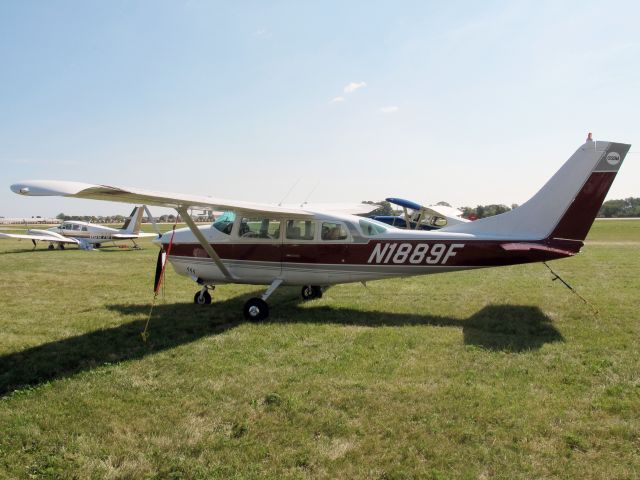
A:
[
  {"left": 11, "top": 180, "right": 317, "bottom": 219},
  {"left": 0, "top": 232, "right": 79, "bottom": 244},
  {"left": 286, "top": 202, "right": 379, "bottom": 215}
]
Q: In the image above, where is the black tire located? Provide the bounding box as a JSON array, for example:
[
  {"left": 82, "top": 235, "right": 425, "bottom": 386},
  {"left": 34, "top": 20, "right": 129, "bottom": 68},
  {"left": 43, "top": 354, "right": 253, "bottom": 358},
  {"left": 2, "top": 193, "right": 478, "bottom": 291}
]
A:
[
  {"left": 95, "top": 243, "right": 101, "bottom": 248},
  {"left": 48, "top": 244, "right": 55, "bottom": 250},
  {"left": 243, "top": 297, "right": 269, "bottom": 321},
  {"left": 59, "top": 244, "right": 65, "bottom": 250},
  {"left": 301, "top": 285, "right": 323, "bottom": 301},
  {"left": 194, "top": 290, "right": 212, "bottom": 305}
]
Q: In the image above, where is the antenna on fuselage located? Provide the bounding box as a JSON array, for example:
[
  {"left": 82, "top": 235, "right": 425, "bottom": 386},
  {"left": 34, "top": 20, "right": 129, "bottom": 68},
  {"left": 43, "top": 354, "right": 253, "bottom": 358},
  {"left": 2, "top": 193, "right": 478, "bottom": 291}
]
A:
[
  {"left": 278, "top": 177, "right": 301, "bottom": 206},
  {"left": 301, "top": 180, "right": 320, "bottom": 207}
]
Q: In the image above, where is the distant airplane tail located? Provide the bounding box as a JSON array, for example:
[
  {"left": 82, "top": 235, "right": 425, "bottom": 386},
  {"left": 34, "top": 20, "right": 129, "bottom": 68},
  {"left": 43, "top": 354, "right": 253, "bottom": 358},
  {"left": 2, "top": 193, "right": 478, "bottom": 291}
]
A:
[
  {"left": 442, "top": 138, "right": 631, "bottom": 245},
  {"left": 121, "top": 206, "right": 145, "bottom": 234}
]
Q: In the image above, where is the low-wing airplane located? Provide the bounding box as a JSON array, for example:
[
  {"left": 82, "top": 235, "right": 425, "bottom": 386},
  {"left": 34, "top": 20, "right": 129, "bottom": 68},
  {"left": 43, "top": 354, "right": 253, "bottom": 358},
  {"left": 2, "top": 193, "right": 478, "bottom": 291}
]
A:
[
  {"left": 11, "top": 136, "right": 629, "bottom": 320},
  {"left": 373, "top": 198, "right": 469, "bottom": 230},
  {"left": 0, "top": 206, "right": 156, "bottom": 250}
]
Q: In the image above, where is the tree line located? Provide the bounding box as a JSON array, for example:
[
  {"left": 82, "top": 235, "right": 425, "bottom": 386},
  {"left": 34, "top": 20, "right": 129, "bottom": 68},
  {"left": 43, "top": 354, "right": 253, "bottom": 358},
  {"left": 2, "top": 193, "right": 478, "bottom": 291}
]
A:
[{"left": 55, "top": 197, "right": 639, "bottom": 223}]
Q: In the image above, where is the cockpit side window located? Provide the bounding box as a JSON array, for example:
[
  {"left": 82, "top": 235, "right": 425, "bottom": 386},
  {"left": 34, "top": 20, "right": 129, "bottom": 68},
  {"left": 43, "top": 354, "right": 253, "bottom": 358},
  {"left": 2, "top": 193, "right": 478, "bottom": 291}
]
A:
[
  {"left": 239, "top": 217, "right": 281, "bottom": 240},
  {"left": 321, "top": 222, "right": 348, "bottom": 241}
]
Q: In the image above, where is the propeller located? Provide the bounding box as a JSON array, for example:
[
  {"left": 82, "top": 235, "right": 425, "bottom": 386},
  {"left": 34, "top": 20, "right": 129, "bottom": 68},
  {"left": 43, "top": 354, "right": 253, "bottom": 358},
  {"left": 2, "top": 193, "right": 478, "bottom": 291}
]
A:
[{"left": 154, "top": 248, "right": 167, "bottom": 293}]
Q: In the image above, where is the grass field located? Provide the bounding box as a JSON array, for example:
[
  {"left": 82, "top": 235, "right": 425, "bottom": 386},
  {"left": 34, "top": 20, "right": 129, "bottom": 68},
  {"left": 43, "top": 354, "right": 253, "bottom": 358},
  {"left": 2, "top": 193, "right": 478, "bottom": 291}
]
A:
[{"left": 0, "top": 220, "right": 638, "bottom": 479}]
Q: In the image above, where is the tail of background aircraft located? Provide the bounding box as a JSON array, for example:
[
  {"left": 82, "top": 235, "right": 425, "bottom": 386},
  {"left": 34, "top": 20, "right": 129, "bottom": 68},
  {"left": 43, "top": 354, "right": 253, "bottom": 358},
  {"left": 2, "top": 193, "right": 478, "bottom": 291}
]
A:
[
  {"left": 121, "top": 206, "right": 145, "bottom": 234},
  {"left": 442, "top": 138, "right": 631, "bottom": 243}
]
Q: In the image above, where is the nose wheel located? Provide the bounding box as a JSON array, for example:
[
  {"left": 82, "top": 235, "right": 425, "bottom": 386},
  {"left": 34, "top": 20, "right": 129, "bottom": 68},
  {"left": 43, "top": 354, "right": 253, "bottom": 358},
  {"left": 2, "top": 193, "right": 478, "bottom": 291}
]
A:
[{"left": 193, "top": 286, "right": 214, "bottom": 305}]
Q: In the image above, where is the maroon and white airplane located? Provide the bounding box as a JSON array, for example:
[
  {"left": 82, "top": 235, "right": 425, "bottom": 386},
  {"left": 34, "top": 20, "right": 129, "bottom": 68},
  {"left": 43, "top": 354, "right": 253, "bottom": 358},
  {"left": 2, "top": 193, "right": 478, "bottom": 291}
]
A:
[{"left": 11, "top": 136, "right": 629, "bottom": 320}]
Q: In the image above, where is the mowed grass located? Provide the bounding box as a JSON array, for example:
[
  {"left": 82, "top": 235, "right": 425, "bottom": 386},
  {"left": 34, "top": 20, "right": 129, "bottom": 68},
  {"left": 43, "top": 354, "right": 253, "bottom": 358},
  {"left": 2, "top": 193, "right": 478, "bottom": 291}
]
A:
[{"left": 0, "top": 220, "right": 638, "bottom": 479}]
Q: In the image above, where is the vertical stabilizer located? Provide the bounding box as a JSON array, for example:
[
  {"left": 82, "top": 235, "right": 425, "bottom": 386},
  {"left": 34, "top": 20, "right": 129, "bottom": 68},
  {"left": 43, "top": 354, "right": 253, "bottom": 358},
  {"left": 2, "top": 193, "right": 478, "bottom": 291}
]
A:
[
  {"left": 121, "top": 206, "right": 145, "bottom": 234},
  {"left": 441, "top": 139, "right": 630, "bottom": 241}
]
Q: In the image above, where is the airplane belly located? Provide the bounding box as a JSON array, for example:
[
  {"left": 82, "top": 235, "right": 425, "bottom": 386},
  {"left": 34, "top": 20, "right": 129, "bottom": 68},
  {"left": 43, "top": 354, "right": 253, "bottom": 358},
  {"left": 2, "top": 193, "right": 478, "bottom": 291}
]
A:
[{"left": 169, "top": 256, "right": 282, "bottom": 285}]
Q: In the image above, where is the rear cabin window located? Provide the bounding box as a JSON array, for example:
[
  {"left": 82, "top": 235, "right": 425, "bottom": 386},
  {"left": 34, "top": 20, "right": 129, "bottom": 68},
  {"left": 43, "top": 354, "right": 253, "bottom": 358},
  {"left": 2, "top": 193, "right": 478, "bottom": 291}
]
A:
[
  {"left": 321, "top": 222, "right": 348, "bottom": 241},
  {"left": 239, "top": 217, "right": 281, "bottom": 240},
  {"left": 285, "top": 220, "right": 316, "bottom": 241}
]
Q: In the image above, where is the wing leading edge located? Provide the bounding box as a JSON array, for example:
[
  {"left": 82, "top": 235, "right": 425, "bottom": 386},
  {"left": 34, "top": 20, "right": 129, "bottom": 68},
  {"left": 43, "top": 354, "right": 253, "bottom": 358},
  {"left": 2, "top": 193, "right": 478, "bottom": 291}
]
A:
[{"left": 11, "top": 180, "right": 316, "bottom": 219}]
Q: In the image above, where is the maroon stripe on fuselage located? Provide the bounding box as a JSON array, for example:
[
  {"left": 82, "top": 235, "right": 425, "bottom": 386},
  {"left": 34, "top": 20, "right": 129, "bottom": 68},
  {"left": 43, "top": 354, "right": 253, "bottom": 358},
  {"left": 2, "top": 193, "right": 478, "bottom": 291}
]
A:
[{"left": 169, "top": 239, "right": 575, "bottom": 268}]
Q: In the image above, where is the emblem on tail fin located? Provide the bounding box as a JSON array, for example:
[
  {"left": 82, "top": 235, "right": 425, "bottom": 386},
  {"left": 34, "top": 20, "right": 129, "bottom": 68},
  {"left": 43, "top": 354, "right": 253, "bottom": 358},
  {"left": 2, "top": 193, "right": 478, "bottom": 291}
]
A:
[{"left": 606, "top": 152, "right": 621, "bottom": 165}]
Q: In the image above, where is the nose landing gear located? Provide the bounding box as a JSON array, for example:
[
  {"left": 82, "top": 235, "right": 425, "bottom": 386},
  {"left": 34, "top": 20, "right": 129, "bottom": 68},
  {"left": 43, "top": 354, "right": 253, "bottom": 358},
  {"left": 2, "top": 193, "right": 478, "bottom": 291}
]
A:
[{"left": 193, "top": 285, "right": 214, "bottom": 305}]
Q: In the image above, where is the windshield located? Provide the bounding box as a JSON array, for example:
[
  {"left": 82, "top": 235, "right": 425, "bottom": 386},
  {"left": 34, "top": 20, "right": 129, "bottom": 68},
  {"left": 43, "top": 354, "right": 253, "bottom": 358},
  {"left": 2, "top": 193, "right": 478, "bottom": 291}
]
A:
[
  {"left": 359, "top": 218, "right": 388, "bottom": 236},
  {"left": 212, "top": 211, "right": 235, "bottom": 235}
]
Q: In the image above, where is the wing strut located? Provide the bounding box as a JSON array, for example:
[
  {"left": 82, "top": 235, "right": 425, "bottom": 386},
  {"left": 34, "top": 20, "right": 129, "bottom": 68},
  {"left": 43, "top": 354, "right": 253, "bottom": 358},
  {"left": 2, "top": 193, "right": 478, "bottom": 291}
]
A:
[{"left": 176, "top": 206, "right": 235, "bottom": 281}]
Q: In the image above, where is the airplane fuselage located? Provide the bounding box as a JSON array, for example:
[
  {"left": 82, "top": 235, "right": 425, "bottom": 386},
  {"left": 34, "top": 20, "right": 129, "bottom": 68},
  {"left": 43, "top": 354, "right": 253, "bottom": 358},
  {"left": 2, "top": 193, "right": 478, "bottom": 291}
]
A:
[
  {"left": 32, "top": 221, "right": 127, "bottom": 244},
  {"left": 158, "top": 212, "right": 578, "bottom": 286}
]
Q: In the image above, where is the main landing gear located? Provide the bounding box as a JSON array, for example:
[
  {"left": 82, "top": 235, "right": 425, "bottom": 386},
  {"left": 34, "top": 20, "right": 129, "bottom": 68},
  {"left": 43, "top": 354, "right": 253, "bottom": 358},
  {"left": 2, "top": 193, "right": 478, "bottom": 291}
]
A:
[
  {"left": 192, "top": 280, "right": 324, "bottom": 322},
  {"left": 242, "top": 279, "right": 282, "bottom": 322},
  {"left": 301, "top": 285, "right": 322, "bottom": 301},
  {"left": 242, "top": 282, "right": 323, "bottom": 321}
]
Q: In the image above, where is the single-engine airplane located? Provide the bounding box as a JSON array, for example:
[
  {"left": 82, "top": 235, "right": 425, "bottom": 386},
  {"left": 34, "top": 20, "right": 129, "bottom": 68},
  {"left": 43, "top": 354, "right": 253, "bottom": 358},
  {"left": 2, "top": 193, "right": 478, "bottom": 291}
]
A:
[
  {"left": 0, "top": 206, "right": 156, "bottom": 250},
  {"left": 10, "top": 136, "right": 629, "bottom": 320},
  {"left": 373, "top": 197, "right": 469, "bottom": 230}
]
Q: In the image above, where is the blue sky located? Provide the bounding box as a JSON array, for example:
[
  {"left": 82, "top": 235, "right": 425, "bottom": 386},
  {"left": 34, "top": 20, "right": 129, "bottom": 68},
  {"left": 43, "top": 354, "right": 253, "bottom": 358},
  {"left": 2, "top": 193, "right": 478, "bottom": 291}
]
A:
[{"left": 1, "top": 0, "right": 639, "bottom": 216}]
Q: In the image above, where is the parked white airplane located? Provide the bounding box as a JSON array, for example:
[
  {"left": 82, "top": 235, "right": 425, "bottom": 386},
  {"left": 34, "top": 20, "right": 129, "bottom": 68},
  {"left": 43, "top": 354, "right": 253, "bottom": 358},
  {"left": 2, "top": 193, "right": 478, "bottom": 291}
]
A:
[
  {"left": 10, "top": 136, "right": 630, "bottom": 320},
  {"left": 0, "top": 206, "right": 156, "bottom": 250}
]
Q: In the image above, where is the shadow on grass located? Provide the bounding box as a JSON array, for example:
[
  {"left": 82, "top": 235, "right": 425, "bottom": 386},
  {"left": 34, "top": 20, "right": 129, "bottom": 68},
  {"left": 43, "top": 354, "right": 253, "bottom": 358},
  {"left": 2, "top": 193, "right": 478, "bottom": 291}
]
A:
[{"left": 0, "top": 293, "right": 562, "bottom": 395}]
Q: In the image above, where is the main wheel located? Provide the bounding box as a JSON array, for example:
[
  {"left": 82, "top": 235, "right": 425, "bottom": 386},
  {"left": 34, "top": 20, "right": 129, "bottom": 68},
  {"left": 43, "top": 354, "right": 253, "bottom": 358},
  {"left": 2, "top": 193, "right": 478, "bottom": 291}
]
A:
[
  {"left": 48, "top": 244, "right": 55, "bottom": 250},
  {"left": 301, "top": 285, "right": 323, "bottom": 301},
  {"left": 59, "top": 244, "right": 65, "bottom": 250},
  {"left": 243, "top": 297, "right": 269, "bottom": 321},
  {"left": 194, "top": 290, "right": 212, "bottom": 305}
]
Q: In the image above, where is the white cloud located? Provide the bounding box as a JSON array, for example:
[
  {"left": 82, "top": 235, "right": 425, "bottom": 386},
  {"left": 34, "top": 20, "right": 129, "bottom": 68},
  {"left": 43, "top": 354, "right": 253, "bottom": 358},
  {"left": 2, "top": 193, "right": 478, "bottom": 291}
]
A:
[
  {"left": 344, "top": 81, "right": 367, "bottom": 93},
  {"left": 253, "top": 29, "right": 272, "bottom": 39},
  {"left": 380, "top": 106, "right": 399, "bottom": 114},
  {"left": 330, "top": 96, "right": 345, "bottom": 103}
]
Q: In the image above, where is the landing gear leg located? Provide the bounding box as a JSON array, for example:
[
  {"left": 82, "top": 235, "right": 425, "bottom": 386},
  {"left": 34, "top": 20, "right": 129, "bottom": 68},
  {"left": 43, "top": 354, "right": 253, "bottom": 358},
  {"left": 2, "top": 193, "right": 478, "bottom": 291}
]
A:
[
  {"left": 194, "top": 285, "right": 214, "bottom": 305},
  {"left": 243, "top": 279, "right": 283, "bottom": 321}
]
